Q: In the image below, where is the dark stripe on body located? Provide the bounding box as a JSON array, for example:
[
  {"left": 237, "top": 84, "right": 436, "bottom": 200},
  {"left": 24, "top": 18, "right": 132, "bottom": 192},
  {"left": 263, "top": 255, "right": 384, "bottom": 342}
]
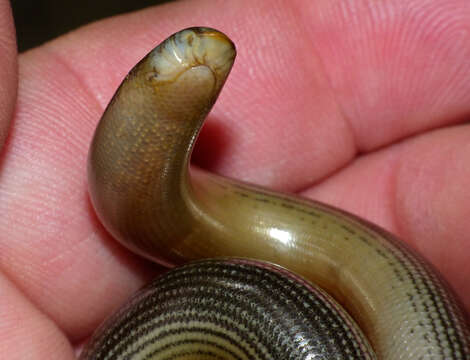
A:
[{"left": 80, "top": 260, "right": 375, "bottom": 359}]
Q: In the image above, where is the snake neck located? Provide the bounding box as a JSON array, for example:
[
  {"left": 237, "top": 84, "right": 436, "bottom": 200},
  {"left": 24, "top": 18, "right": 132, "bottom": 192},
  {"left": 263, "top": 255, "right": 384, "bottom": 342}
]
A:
[{"left": 88, "top": 28, "right": 236, "bottom": 263}]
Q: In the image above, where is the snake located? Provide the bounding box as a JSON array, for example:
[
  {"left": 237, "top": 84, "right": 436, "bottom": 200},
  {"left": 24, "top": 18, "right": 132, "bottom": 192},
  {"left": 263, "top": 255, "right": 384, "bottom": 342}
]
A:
[{"left": 80, "top": 27, "right": 470, "bottom": 359}]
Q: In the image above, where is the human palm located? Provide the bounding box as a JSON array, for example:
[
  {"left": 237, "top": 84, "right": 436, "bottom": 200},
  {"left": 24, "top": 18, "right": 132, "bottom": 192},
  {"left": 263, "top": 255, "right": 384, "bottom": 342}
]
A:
[{"left": 0, "top": 0, "right": 469, "bottom": 358}]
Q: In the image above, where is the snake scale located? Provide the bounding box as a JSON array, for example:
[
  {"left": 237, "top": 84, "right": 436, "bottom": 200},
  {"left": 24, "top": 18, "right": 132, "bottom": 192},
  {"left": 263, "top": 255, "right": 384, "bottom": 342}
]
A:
[{"left": 80, "top": 27, "right": 470, "bottom": 359}]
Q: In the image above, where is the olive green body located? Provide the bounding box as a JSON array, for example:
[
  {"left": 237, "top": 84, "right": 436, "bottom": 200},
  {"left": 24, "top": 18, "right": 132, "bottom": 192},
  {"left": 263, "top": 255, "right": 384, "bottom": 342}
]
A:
[{"left": 85, "top": 28, "right": 470, "bottom": 359}]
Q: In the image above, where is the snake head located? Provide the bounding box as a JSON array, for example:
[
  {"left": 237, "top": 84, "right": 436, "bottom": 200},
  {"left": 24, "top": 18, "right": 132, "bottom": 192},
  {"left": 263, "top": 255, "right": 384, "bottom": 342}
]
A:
[{"left": 142, "top": 27, "right": 236, "bottom": 92}]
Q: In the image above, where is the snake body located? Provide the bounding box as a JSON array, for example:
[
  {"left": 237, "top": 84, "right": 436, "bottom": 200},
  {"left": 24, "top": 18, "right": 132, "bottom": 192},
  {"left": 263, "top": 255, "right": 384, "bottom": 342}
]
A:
[
  {"left": 79, "top": 259, "right": 375, "bottom": 359},
  {"left": 83, "top": 28, "right": 470, "bottom": 359}
]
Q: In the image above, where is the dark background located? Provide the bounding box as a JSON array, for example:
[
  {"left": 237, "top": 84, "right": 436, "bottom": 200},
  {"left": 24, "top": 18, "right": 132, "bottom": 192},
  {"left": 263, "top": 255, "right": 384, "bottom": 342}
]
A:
[{"left": 11, "top": 0, "right": 172, "bottom": 51}]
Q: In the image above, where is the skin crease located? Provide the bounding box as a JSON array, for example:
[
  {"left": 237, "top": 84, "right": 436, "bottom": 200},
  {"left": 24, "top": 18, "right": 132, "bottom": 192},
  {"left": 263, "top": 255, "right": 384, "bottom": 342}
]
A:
[{"left": 0, "top": 0, "right": 469, "bottom": 358}]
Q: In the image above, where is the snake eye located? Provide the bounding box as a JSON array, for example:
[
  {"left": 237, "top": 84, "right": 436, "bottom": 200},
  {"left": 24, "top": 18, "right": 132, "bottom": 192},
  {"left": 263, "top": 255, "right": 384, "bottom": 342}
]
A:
[{"left": 145, "top": 71, "right": 159, "bottom": 81}]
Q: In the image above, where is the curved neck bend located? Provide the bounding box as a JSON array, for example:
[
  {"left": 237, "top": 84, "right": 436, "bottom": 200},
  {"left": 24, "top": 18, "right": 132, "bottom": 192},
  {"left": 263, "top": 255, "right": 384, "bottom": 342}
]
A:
[
  {"left": 87, "top": 28, "right": 470, "bottom": 358},
  {"left": 88, "top": 28, "right": 236, "bottom": 264}
]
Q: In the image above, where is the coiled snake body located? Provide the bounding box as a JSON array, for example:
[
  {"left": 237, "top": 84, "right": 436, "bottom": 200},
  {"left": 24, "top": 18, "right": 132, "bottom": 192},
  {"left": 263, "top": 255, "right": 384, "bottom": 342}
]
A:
[{"left": 81, "top": 28, "right": 470, "bottom": 359}]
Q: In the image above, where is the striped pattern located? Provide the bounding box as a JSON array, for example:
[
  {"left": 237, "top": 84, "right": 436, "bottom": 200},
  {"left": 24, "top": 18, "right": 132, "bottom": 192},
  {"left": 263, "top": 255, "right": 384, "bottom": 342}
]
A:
[
  {"left": 86, "top": 27, "right": 470, "bottom": 359},
  {"left": 79, "top": 259, "right": 375, "bottom": 359},
  {"left": 222, "top": 179, "right": 470, "bottom": 359}
]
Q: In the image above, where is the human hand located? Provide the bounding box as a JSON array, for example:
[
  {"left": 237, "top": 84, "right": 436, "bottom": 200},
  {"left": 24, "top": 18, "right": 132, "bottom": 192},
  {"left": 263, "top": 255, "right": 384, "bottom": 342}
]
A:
[{"left": 0, "top": 0, "right": 469, "bottom": 358}]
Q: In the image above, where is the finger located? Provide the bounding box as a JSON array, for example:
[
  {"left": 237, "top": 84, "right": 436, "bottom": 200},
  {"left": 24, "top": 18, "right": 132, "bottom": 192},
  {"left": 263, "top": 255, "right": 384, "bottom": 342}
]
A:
[
  {"left": 0, "top": 0, "right": 18, "bottom": 150},
  {"left": 1, "top": 0, "right": 469, "bottom": 342},
  {"left": 0, "top": 271, "right": 75, "bottom": 359},
  {"left": 36, "top": 0, "right": 470, "bottom": 192},
  {"left": 299, "top": 0, "right": 470, "bottom": 152},
  {"left": 303, "top": 124, "right": 470, "bottom": 313},
  {"left": 195, "top": 0, "right": 470, "bottom": 190}
]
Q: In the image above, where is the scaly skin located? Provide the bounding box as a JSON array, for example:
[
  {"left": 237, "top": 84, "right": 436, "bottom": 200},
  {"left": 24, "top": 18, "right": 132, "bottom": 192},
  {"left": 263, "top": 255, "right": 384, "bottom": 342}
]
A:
[{"left": 86, "top": 27, "right": 470, "bottom": 359}]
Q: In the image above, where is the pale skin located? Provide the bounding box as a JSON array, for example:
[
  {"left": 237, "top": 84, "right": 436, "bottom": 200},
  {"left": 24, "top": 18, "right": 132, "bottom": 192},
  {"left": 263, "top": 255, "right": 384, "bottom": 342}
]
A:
[{"left": 0, "top": 0, "right": 469, "bottom": 358}]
